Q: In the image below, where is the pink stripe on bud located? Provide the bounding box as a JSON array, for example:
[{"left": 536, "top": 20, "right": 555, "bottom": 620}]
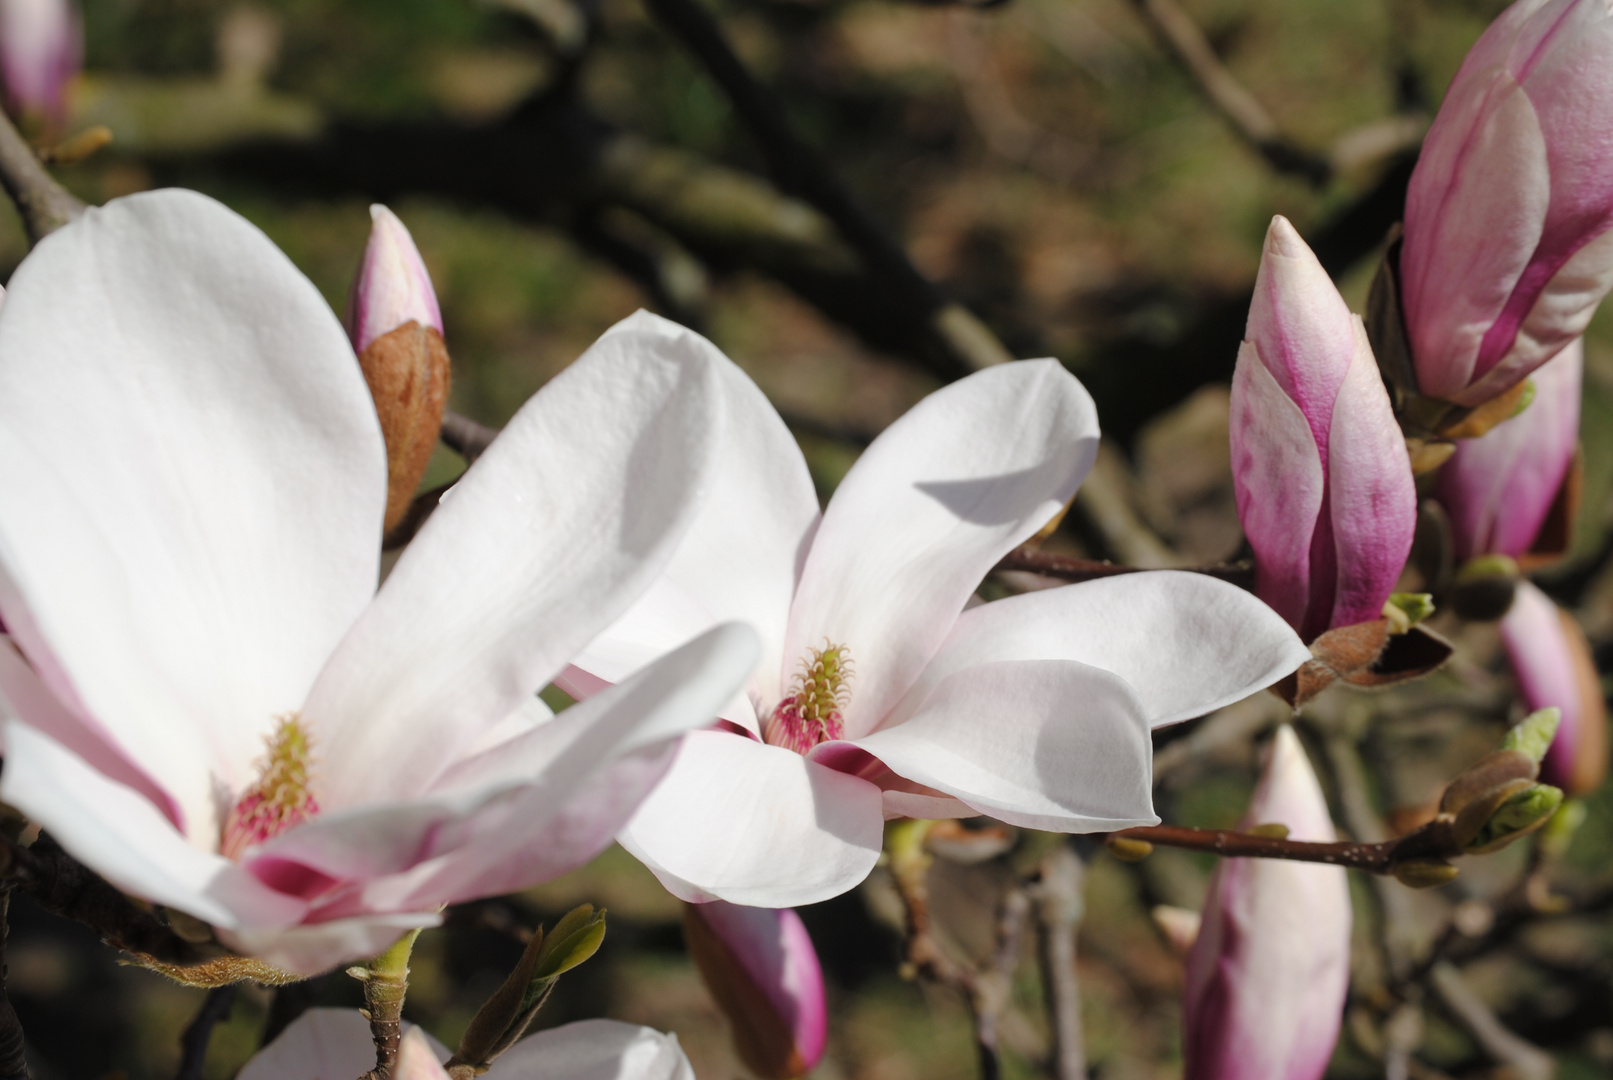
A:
[
  {"left": 0, "top": 0, "right": 79, "bottom": 126},
  {"left": 1230, "top": 217, "right": 1416, "bottom": 640},
  {"left": 684, "top": 901, "right": 827, "bottom": 1079},
  {"left": 1401, "top": 0, "right": 1613, "bottom": 408},
  {"left": 1182, "top": 726, "right": 1352, "bottom": 1080},
  {"left": 344, "top": 205, "right": 443, "bottom": 355},
  {"left": 1437, "top": 339, "right": 1581, "bottom": 562}
]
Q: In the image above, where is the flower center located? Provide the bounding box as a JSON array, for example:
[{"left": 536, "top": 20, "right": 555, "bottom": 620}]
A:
[
  {"left": 765, "top": 643, "right": 852, "bottom": 754},
  {"left": 220, "top": 714, "right": 320, "bottom": 860}
]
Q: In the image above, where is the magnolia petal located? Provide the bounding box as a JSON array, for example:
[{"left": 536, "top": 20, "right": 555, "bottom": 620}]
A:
[
  {"left": 881, "top": 572, "right": 1308, "bottom": 732},
  {"left": 240, "top": 1009, "right": 451, "bottom": 1080},
  {"left": 253, "top": 624, "right": 759, "bottom": 910},
  {"left": 1326, "top": 320, "right": 1418, "bottom": 629},
  {"left": 308, "top": 314, "right": 723, "bottom": 806},
  {"left": 0, "top": 189, "right": 386, "bottom": 842},
  {"left": 619, "top": 730, "right": 885, "bottom": 907},
  {"left": 1229, "top": 342, "right": 1324, "bottom": 633},
  {"left": 851, "top": 659, "right": 1157, "bottom": 832},
  {"left": 0, "top": 720, "right": 304, "bottom": 930},
  {"left": 490, "top": 1020, "right": 696, "bottom": 1080},
  {"left": 222, "top": 913, "right": 444, "bottom": 979},
  {"left": 785, "top": 360, "right": 1098, "bottom": 739},
  {"left": 1402, "top": 70, "right": 1551, "bottom": 401}
]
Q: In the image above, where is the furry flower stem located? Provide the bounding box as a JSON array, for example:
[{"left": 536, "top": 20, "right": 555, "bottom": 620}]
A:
[{"left": 349, "top": 928, "right": 422, "bottom": 1080}]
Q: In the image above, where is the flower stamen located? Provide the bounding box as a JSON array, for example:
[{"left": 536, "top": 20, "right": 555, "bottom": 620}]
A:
[
  {"left": 765, "top": 643, "right": 852, "bottom": 754},
  {"left": 220, "top": 714, "right": 320, "bottom": 860}
]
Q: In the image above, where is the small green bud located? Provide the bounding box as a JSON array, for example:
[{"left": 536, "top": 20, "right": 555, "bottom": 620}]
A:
[
  {"left": 1455, "top": 554, "right": 1520, "bottom": 584},
  {"left": 1501, "top": 708, "right": 1561, "bottom": 765},
  {"left": 1510, "top": 378, "right": 1537, "bottom": 418},
  {"left": 1106, "top": 836, "right": 1154, "bottom": 862},
  {"left": 1246, "top": 823, "right": 1291, "bottom": 839},
  {"left": 1384, "top": 593, "right": 1435, "bottom": 632},
  {"left": 1393, "top": 859, "right": 1460, "bottom": 889},
  {"left": 1464, "top": 783, "right": 1564, "bottom": 854}
]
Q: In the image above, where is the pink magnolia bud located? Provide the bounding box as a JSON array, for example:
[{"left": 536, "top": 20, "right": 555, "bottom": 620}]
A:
[
  {"left": 683, "top": 901, "right": 827, "bottom": 1079},
  {"left": 1182, "top": 725, "right": 1352, "bottom": 1080},
  {"left": 345, "top": 204, "right": 443, "bottom": 355},
  {"left": 1230, "top": 216, "right": 1417, "bottom": 641},
  {"left": 1437, "top": 339, "right": 1581, "bottom": 562},
  {"left": 0, "top": 0, "right": 80, "bottom": 126},
  {"left": 1400, "top": 0, "right": 1613, "bottom": 409},
  {"left": 1502, "top": 580, "right": 1607, "bottom": 795}
]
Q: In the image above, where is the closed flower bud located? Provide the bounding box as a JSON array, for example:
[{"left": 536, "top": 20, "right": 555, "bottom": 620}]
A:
[
  {"left": 344, "top": 205, "right": 450, "bottom": 535},
  {"left": 684, "top": 901, "right": 827, "bottom": 1079},
  {"left": 1231, "top": 216, "right": 1417, "bottom": 641},
  {"left": 0, "top": 0, "right": 79, "bottom": 127},
  {"left": 1400, "top": 0, "right": 1613, "bottom": 409},
  {"left": 1502, "top": 581, "right": 1608, "bottom": 795},
  {"left": 1183, "top": 726, "right": 1352, "bottom": 1080},
  {"left": 1438, "top": 339, "right": 1581, "bottom": 564}
]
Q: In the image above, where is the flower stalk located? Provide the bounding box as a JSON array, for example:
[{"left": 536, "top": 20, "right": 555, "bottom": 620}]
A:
[{"left": 350, "top": 928, "right": 422, "bottom": 1080}]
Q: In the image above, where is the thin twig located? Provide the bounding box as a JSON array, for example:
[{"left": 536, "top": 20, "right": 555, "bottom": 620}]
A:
[
  {"left": 639, "top": 0, "right": 1011, "bottom": 377},
  {"left": 1128, "top": 0, "right": 1330, "bottom": 184},
  {"left": 1427, "top": 963, "right": 1552, "bottom": 1080},
  {"left": 1107, "top": 817, "right": 1462, "bottom": 876},
  {"left": 994, "top": 545, "right": 1252, "bottom": 588},
  {"left": 353, "top": 929, "right": 422, "bottom": 1080},
  {"left": 176, "top": 986, "right": 238, "bottom": 1080},
  {"left": 1030, "top": 847, "right": 1085, "bottom": 1080},
  {"left": 0, "top": 105, "right": 83, "bottom": 242},
  {"left": 439, "top": 409, "right": 498, "bottom": 463},
  {"left": 971, "top": 889, "right": 1030, "bottom": 1080}
]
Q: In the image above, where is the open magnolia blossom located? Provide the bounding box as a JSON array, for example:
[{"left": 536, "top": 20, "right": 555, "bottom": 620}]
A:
[
  {"left": 0, "top": 191, "right": 760, "bottom": 974},
  {"left": 559, "top": 314, "right": 1312, "bottom": 908},
  {"left": 241, "top": 1010, "right": 694, "bottom": 1080}
]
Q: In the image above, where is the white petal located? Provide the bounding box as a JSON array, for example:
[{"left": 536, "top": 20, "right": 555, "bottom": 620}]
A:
[
  {"left": 0, "top": 189, "right": 386, "bottom": 842},
  {"left": 851, "top": 660, "right": 1157, "bottom": 832},
  {"left": 0, "top": 720, "right": 304, "bottom": 929},
  {"left": 885, "top": 572, "right": 1309, "bottom": 732},
  {"left": 618, "top": 730, "right": 884, "bottom": 907},
  {"left": 784, "top": 360, "right": 1098, "bottom": 738},
  {"left": 490, "top": 1020, "right": 695, "bottom": 1080},
  {"left": 251, "top": 625, "right": 759, "bottom": 912},
  {"left": 568, "top": 314, "right": 818, "bottom": 724},
  {"left": 240, "top": 1009, "right": 451, "bottom": 1080},
  {"left": 307, "top": 313, "right": 724, "bottom": 806}
]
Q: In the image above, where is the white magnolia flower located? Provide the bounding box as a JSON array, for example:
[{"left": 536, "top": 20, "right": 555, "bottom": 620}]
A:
[
  {"left": 560, "top": 315, "right": 1312, "bottom": 907},
  {"left": 241, "top": 1009, "right": 693, "bottom": 1080},
  {"left": 0, "top": 191, "right": 758, "bottom": 973}
]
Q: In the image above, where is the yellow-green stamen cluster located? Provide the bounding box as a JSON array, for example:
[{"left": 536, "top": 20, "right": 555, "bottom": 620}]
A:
[
  {"left": 765, "top": 644, "right": 853, "bottom": 754},
  {"left": 220, "top": 714, "right": 320, "bottom": 861}
]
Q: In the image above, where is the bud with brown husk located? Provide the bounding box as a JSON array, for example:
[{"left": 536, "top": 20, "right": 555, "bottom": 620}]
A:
[{"left": 345, "top": 205, "right": 451, "bottom": 539}]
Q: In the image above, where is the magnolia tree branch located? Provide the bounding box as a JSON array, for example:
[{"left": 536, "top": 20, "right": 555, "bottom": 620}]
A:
[
  {"left": 176, "top": 987, "right": 238, "bottom": 1080},
  {"left": 1427, "top": 963, "right": 1553, "bottom": 1080},
  {"left": 994, "top": 545, "right": 1252, "bottom": 588},
  {"left": 0, "top": 106, "right": 83, "bottom": 242},
  {"left": 1127, "top": 0, "right": 1330, "bottom": 185},
  {"left": 1030, "top": 847, "right": 1085, "bottom": 1080},
  {"left": 1108, "top": 817, "right": 1466, "bottom": 881}
]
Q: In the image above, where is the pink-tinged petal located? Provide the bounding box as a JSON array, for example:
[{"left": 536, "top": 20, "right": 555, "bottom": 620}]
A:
[
  {"left": 1502, "top": 580, "right": 1606, "bottom": 794},
  {"left": 253, "top": 624, "right": 758, "bottom": 912},
  {"left": 240, "top": 1010, "right": 450, "bottom": 1080},
  {"left": 1229, "top": 341, "right": 1324, "bottom": 633},
  {"left": 1182, "top": 726, "right": 1351, "bottom": 1080},
  {"left": 0, "top": 720, "right": 305, "bottom": 930},
  {"left": 1245, "top": 217, "right": 1356, "bottom": 449},
  {"left": 883, "top": 572, "right": 1307, "bottom": 733},
  {"left": 1462, "top": 227, "right": 1613, "bottom": 406},
  {"left": 686, "top": 901, "right": 827, "bottom": 1077},
  {"left": 344, "top": 205, "right": 444, "bottom": 354},
  {"left": 785, "top": 360, "right": 1098, "bottom": 739},
  {"left": 0, "top": 0, "right": 80, "bottom": 123},
  {"left": 1439, "top": 339, "right": 1582, "bottom": 560},
  {"left": 490, "top": 1020, "right": 695, "bottom": 1080},
  {"left": 849, "top": 659, "right": 1156, "bottom": 833},
  {"left": 307, "top": 313, "right": 724, "bottom": 806},
  {"left": 571, "top": 315, "right": 817, "bottom": 709},
  {"left": 0, "top": 636, "right": 181, "bottom": 827},
  {"left": 1325, "top": 320, "right": 1417, "bottom": 628},
  {"left": 0, "top": 189, "right": 386, "bottom": 845},
  {"left": 222, "top": 913, "right": 444, "bottom": 979},
  {"left": 619, "top": 729, "right": 885, "bottom": 907}
]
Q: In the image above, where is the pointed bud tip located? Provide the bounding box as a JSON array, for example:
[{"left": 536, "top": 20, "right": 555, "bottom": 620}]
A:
[{"left": 1264, "top": 214, "right": 1307, "bottom": 260}]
